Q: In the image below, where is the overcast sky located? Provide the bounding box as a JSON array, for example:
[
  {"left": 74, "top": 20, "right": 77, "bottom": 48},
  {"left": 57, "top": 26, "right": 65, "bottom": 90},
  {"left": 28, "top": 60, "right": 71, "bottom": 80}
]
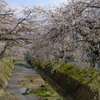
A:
[
  {"left": 5, "top": 0, "right": 68, "bottom": 17},
  {"left": 5, "top": 0, "right": 68, "bottom": 9}
]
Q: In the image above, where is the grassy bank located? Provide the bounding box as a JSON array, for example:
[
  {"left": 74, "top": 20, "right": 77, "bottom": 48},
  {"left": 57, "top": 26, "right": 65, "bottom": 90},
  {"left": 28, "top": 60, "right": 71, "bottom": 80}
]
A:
[
  {"left": 13, "top": 58, "right": 25, "bottom": 62},
  {"left": 30, "top": 60, "right": 100, "bottom": 99},
  {"left": 0, "top": 58, "right": 14, "bottom": 88}
]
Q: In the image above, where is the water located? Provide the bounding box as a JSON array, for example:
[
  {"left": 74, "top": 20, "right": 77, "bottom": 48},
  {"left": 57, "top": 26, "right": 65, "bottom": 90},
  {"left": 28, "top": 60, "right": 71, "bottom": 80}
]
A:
[{"left": 7, "top": 62, "right": 39, "bottom": 100}]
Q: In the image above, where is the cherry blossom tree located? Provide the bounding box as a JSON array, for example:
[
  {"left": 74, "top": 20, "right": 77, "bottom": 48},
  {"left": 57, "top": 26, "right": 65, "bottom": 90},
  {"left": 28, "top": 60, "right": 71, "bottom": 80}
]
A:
[
  {"left": 0, "top": 0, "right": 34, "bottom": 58},
  {"left": 29, "top": 0, "right": 100, "bottom": 64},
  {"left": 0, "top": 0, "right": 100, "bottom": 64}
]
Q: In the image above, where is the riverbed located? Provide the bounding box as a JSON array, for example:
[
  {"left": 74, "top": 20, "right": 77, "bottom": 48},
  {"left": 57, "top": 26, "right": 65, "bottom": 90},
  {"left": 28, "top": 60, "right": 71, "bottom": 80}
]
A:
[{"left": 0, "top": 62, "right": 62, "bottom": 100}]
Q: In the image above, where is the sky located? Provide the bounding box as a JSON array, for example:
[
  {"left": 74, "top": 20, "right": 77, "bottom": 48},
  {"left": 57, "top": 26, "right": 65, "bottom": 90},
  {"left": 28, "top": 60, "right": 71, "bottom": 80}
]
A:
[
  {"left": 5, "top": 0, "right": 68, "bottom": 9},
  {"left": 4, "top": 0, "right": 68, "bottom": 17}
]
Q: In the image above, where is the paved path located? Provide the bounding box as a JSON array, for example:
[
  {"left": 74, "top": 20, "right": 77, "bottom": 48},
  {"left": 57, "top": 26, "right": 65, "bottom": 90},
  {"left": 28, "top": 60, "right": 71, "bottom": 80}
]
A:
[{"left": 6, "top": 62, "right": 39, "bottom": 100}]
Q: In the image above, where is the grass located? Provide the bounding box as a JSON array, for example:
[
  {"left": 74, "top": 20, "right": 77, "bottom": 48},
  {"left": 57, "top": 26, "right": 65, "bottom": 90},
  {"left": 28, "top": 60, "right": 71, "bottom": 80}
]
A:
[
  {"left": 34, "top": 87, "right": 55, "bottom": 97},
  {"left": 13, "top": 59, "right": 24, "bottom": 62},
  {"left": 34, "top": 85, "right": 56, "bottom": 97},
  {"left": 54, "top": 62, "right": 100, "bottom": 92},
  {"left": 0, "top": 58, "right": 14, "bottom": 88}
]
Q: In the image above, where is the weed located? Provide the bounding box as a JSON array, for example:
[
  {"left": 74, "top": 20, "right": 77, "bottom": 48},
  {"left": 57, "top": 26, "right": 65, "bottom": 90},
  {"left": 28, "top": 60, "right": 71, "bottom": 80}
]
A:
[
  {"left": 23, "top": 83, "right": 26, "bottom": 86},
  {"left": 34, "top": 85, "right": 56, "bottom": 98},
  {"left": 43, "top": 98, "right": 48, "bottom": 100},
  {"left": 41, "top": 85, "right": 45, "bottom": 88},
  {"left": 22, "top": 88, "right": 30, "bottom": 95},
  {"left": 30, "top": 79, "right": 33, "bottom": 82},
  {"left": 43, "top": 94, "right": 52, "bottom": 97},
  {"left": 56, "top": 99, "right": 63, "bottom": 100},
  {"left": 45, "top": 81, "right": 48, "bottom": 83}
]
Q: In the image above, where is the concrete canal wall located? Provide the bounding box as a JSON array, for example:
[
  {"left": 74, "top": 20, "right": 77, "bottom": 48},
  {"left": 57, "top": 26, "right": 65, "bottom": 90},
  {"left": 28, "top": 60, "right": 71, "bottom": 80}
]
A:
[{"left": 36, "top": 66, "right": 99, "bottom": 100}]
